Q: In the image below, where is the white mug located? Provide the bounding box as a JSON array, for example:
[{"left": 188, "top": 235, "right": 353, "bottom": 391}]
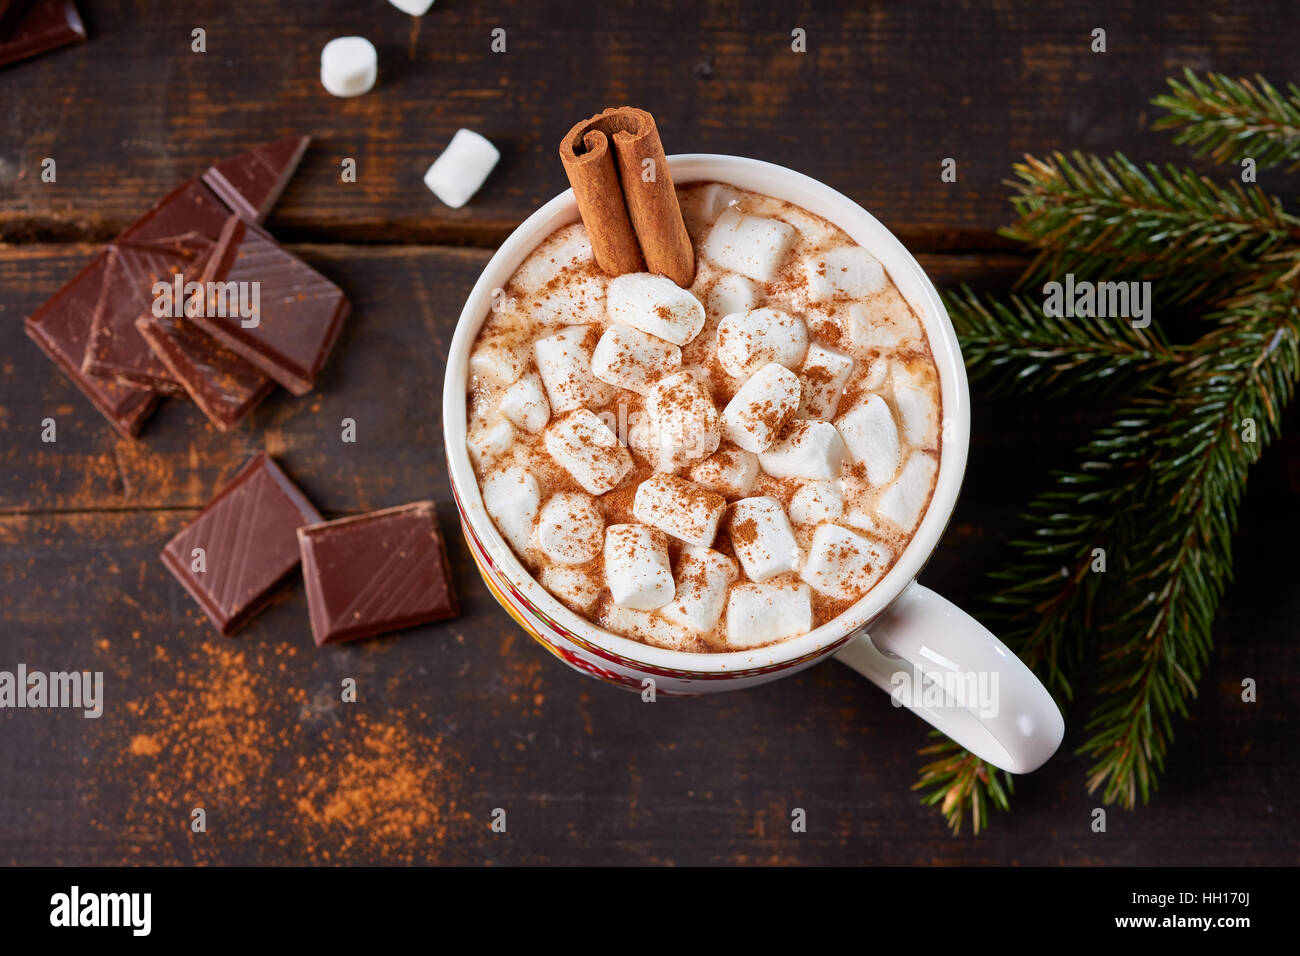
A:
[{"left": 442, "top": 154, "right": 1064, "bottom": 774}]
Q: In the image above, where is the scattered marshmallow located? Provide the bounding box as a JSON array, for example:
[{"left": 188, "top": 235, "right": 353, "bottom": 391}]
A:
[
  {"left": 607, "top": 273, "right": 705, "bottom": 346},
  {"left": 424, "top": 129, "right": 500, "bottom": 209},
  {"left": 716, "top": 308, "right": 809, "bottom": 378},
  {"left": 646, "top": 371, "right": 721, "bottom": 471},
  {"left": 599, "top": 604, "right": 693, "bottom": 651},
  {"left": 727, "top": 496, "right": 802, "bottom": 582},
  {"left": 796, "top": 342, "right": 854, "bottom": 420},
  {"left": 703, "top": 208, "right": 798, "bottom": 283},
  {"left": 498, "top": 371, "right": 550, "bottom": 433},
  {"left": 800, "top": 523, "right": 893, "bottom": 601},
  {"left": 535, "top": 492, "right": 604, "bottom": 565},
  {"left": 534, "top": 325, "right": 616, "bottom": 413},
  {"left": 467, "top": 417, "right": 514, "bottom": 470},
  {"left": 388, "top": 0, "right": 436, "bottom": 15},
  {"left": 758, "top": 420, "right": 846, "bottom": 481},
  {"left": 847, "top": 297, "right": 924, "bottom": 350},
  {"left": 721, "top": 362, "right": 802, "bottom": 454},
  {"left": 788, "top": 481, "right": 844, "bottom": 525},
  {"left": 469, "top": 339, "right": 527, "bottom": 386},
  {"left": 878, "top": 451, "right": 938, "bottom": 532},
  {"left": 542, "top": 565, "right": 601, "bottom": 613},
  {"left": 688, "top": 447, "right": 759, "bottom": 499},
  {"left": 725, "top": 583, "right": 813, "bottom": 648},
  {"left": 543, "top": 409, "right": 633, "bottom": 495},
  {"left": 660, "top": 546, "right": 738, "bottom": 633},
  {"left": 481, "top": 465, "right": 539, "bottom": 556},
  {"left": 320, "top": 37, "right": 378, "bottom": 98},
  {"left": 632, "top": 474, "right": 726, "bottom": 548},
  {"left": 804, "top": 246, "right": 887, "bottom": 300},
  {"left": 892, "top": 362, "right": 940, "bottom": 449},
  {"left": 708, "top": 273, "right": 760, "bottom": 318},
  {"left": 591, "top": 324, "right": 681, "bottom": 395},
  {"left": 604, "top": 524, "right": 675, "bottom": 610},
  {"left": 836, "top": 394, "right": 901, "bottom": 486}
]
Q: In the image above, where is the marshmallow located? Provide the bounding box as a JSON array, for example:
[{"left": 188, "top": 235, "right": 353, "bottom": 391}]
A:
[
  {"left": 716, "top": 308, "right": 808, "bottom": 378},
  {"left": 836, "top": 394, "right": 901, "bottom": 486},
  {"left": 646, "top": 371, "right": 721, "bottom": 471},
  {"left": 467, "top": 417, "right": 514, "bottom": 470},
  {"left": 320, "top": 37, "right": 378, "bottom": 97},
  {"left": 788, "top": 481, "right": 844, "bottom": 525},
  {"left": 604, "top": 524, "right": 675, "bottom": 610},
  {"left": 534, "top": 326, "right": 616, "bottom": 413},
  {"left": 703, "top": 209, "right": 798, "bottom": 283},
  {"left": 776, "top": 206, "right": 837, "bottom": 247},
  {"left": 591, "top": 324, "right": 682, "bottom": 395},
  {"left": 848, "top": 298, "right": 924, "bottom": 350},
  {"left": 512, "top": 224, "right": 594, "bottom": 294},
  {"left": 800, "top": 524, "right": 893, "bottom": 601},
  {"left": 727, "top": 496, "right": 802, "bottom": 582},
  {"left": 535, "top": 492, "right": 604, "bottom": 565},
  {"left": 469, "top": 338, "right": 527, "bottom": 386},
  {"left": 543, "top": 409, "right": 633, "bottom": 495},
  {"left": 688, "top": 447, "right": 759, "bottom": 498},
  {"left": 725, "top": 583, "right": 813, "bottom": 648},
  {"left": 878, "top": 451, "right": 938, "bottom": 532},
  {"left": 632, "top": 474, "right": 726, "bottom": 548},
  {"left": 708, "top": 273, "right": 760, "bottom": 318},
  {"left": 757, "top": 420, "right": 846, "bottom": 481},
  {"left": 804, "top": 246, "right": 887, "bottom": 300},
  {"left": 388, "top": 0, "right": 435, "bottom": 14},
  {"left": 482, "top": 465, "right": 540, "bottom": 556},
  {"left": 864, "top": 356, "right": 889, "bottom": 390},
  {"left": 542, "top": 565, "right": 601, "bottom": 613},
  {"left": 660, "top": 546, "right": 738, "bottom": 633},
  {"left": 599, "top": 604, "right": 693, "bottom": 651},
  {"left": 796, "top": 342, "right": 854, "bottom": 420},
  {"left": 893, "top": 363, "right": 940, "bottom": 449},
  {"left": 721, "top": 362, "right": 802, "bottom": 453},
  {"left": 498, "top": 371, "right": 550, "bottom": 433},
  {"left": 692, "top": 183, "right": 742, "bottom": 224},
  {"left": 424, "top": 129, "right": 500, "bottom": 209},
  {"left": 530, "top": 274, "right": 607, "bottom": 327},
  {"left": 607, "top": 273, "right": 706, "bottom": 346}
]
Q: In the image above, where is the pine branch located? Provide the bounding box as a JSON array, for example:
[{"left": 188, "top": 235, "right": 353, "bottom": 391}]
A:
[
  {"left": 1081, "top": 276, "right": 1300, "bottom": 807},
  {"left": 914, "top": 735, "right": 1012, "bottom": 835},
  {"left": 945, "top": 285, "right": 1183, "bottom": 398},
  {"left": 1153, "top": 69, "right": 1300, "bottom": 171},
  {"left": 1002, "top": 151, "right": 1300, "bottom": 303}
]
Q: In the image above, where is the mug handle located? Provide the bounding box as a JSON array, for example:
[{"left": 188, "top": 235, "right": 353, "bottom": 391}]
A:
[{"left": 833, "top": 582, "right": 1064, "bottom": 774}]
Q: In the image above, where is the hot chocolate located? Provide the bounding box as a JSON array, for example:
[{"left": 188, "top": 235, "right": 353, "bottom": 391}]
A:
[{"left": 466, "top": 182, "right": 942, "bottom": 652}]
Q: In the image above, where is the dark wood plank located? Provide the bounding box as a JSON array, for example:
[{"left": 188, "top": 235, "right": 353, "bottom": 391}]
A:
[{"left": 0, "top": 0, "right": 1295, "bottom": 249}]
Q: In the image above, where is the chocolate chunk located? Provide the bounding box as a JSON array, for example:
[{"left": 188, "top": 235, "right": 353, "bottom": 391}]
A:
[
  {"left": 191, "top": 216, "right": 350, "bottom": 395},
  {"left": 297, "top": 502, "right": 459, "bottom": 646},
  {"left": 134, "top": 244, "right": 276, "bottom": 431},
  {"left": 82, "top": 236, "right": 213, "bottom": 393},
  {"left": 161, "top": 452, "right": 322, "bottom": 635},
  {"left": 23, "top": 251, "right": 161, "bottom": 438},
  {"left": 0, "top": 0, "right": 85, "bottom": 70},
  {"left": 118, "top": 178, "right": 234, "bottom": 248},
  {"left": 202, "top": 136, "right": 311, "bottom": 224}
]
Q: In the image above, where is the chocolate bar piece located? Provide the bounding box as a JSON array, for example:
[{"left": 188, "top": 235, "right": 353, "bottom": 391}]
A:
[
  {"left": 83, "top": 236, "right": 213, "bottom": 393},
  {"left": 0, "top": 0, "right": 85, "bottom": 70},
  {"left": 134, "top": 247, "right": 276, "bottom": 432},
  {"left": 191, "top": 216, "right": 350, "bottom": 395},
  {"left": 203, "top": 136, "right": 311, "bottom": 224},
  {"left": 297, "top": 502, "right": 459, "bottom": 646},
  {"left": 23, "top": 251, "right": 161, "bottom": 438},
  {"left": 118, "top": 178, "right": 232, "bottom": 248},
  {"left": 161, "top": 452, "right": 322, "bottom": 635}
]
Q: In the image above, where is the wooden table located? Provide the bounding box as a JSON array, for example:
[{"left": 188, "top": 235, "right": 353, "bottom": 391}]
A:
[{"left": 2, "top": 0, "right": 1297, "bottom": 865}]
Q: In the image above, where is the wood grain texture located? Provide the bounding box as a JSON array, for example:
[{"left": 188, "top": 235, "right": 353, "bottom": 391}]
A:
[
  {"left": 0, "top": 1, "right": 1296, "bottom": 248},
  {"left": 1, "top": 0, "right": 1298, "bottom": 866}
]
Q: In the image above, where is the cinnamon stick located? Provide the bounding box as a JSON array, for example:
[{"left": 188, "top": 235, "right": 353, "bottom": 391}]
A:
[{"left": 559, "top": 107, "right": 696, "bottom": 288}]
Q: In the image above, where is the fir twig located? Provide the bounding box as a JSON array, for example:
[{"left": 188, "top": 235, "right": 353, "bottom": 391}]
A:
[
  {"left": 914, "top": 735, "right": 1012, "bottom": 835},
  {"left": 1154, "top": 69, "right": 1300, "bottom": 171},
  {"left": 1003, "top": 151, "right": 1300, "bottom": 303}
]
